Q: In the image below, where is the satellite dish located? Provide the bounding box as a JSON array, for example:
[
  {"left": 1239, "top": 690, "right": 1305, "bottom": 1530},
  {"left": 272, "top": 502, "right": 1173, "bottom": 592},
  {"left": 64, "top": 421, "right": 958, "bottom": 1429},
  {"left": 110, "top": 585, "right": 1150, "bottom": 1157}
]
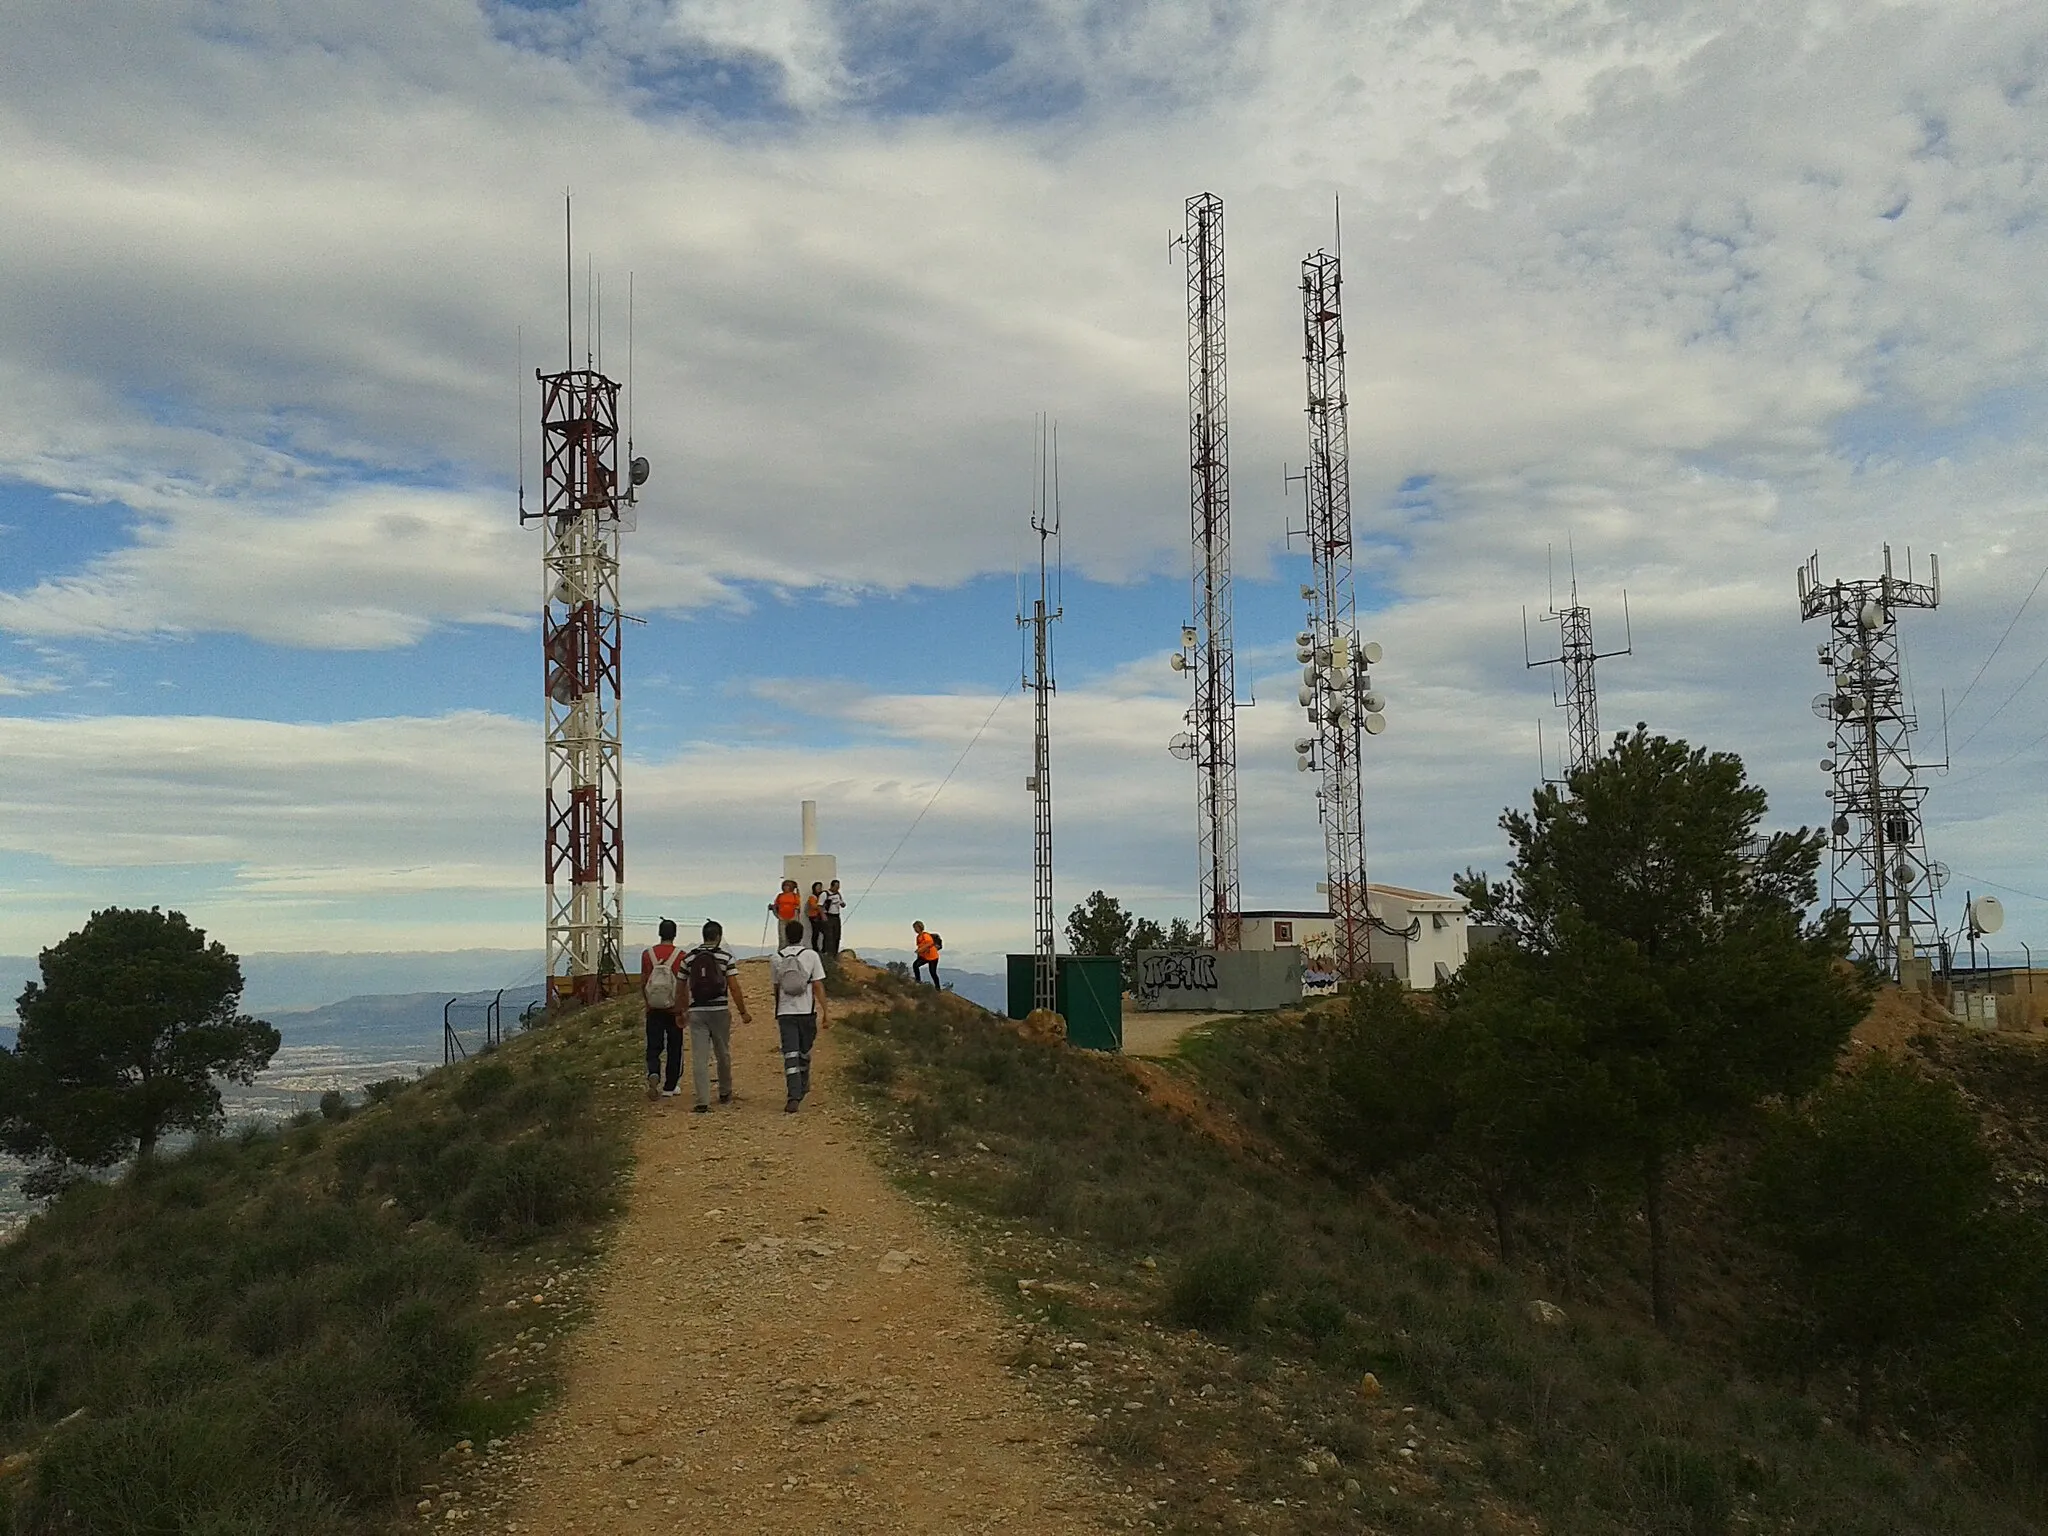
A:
[
  {"left": 1293, "top": 737, "right": 1314, "bottom": 754},
  {"left": 1362, "top": 712, "right": 1387, "bottom": 735},
  {"left": 1181, "top": 626, "right": 1198, "bottom": 648},
  {"left": 1168, "top": 733, "right": 1194, "bottom": 760},
  {"left": 1303, "top": 663, "right": 1319, "bottom": 685},
  {"left": 1296, "top": 647, "right": 1314, "bottom": 663},
  {"left": 1296, "top": 757, "right": 1312, "bottom": 772},
  {"left": 1832, "top": 815, "right": 1850, "bottom": 836},
  {"left": 1295, "top": 631, "right": 1313, "bottom": 647},
  {"left": 1811, "top": 693, "right": 1835, "bottom": 720},
  {"left": 629, "top": 456, "right": 651, "bottom": 487},
  {"left": 1833, "top": 694, "right": 1856, "bottom": 718},
  {"left": 1927, "top": 861, "right": 1950, "bottom": 893},
  {"left": 1360, "top": 641, "right": 1383, "bottom": 665},
  {"left": 1170, "top": 654, "right": 1188, "bottom": 672},
  {"left": 1859, "top": 601, "right": 1884, "bottom": 631},
  {"left": 1300, "top": 585, "right": 1316, "bottom": 601},
  {"left": 1362, "top": 692, "right": 1385, "bottom": 713},
  {"left": 1894, "top": 863, "right": 1916, "bottom": 889},
  {"left": 1297, "top": 686, "right": 1315, "bottom": 707},
  {"left": 552, "top": 577, "right": 575, "bottom": 606},
  {"left": 548, "top": 672, "right": 578, "bottom": 706},
  {"left": 1970, "top": 895, "right": 2005, "bottom": 936},
  {"left": 1819, "top": 759, "right": 1834, "bottom": 772}
]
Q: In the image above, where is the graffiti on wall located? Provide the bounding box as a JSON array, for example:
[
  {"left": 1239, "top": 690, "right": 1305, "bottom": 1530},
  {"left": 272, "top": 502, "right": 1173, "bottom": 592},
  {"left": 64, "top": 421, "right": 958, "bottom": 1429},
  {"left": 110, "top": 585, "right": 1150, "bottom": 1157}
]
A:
[{"left": 1135, "top": 949, "right": 1218, "bottom": 1006}]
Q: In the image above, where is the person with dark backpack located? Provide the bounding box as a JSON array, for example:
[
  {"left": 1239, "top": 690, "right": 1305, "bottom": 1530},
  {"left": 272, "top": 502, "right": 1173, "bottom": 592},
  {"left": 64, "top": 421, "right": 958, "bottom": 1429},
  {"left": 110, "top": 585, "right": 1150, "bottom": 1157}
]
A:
[
  {"left": 640, "top": 919, "right": 687, "bottom": 1100},
  {"left": 771, "top": 919, "right": 828, "bottom": 1113},
  {"left": 912, "top": 921, "right": 943, "bottom": 988},
  {"left": 682, "top": 920, "right": 749, "bottom": 1113}
]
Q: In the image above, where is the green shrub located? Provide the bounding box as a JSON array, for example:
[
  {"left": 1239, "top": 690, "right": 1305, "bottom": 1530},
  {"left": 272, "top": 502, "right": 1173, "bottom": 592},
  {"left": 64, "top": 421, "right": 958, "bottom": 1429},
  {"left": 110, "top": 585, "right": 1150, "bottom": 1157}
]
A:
[
  {"left": 848, "top": 1043, "right": 898, "bottom": 1086},
  {"left": 317, "top": 1089, "right": 352, "bottom": 1123},
  {"left": 360, "top": 1078, "right": 407, "bottom": 1105},
  {"left": 1166, "top": 1241, "right": 1274, "bottom": 1331}
]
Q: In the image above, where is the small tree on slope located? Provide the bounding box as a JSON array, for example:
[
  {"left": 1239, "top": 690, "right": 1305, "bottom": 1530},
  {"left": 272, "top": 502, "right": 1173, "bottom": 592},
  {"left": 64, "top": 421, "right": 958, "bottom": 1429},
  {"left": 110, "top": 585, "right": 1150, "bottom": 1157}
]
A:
[
  {"left": 0, "top": 907, "right": 279, "bottom": 1186},
  {"left": 1747, "top": 1054, "right": 2001, "bottom": 1438},
  {"left": 1459, "top": 726, "right": 1867, "bottom": 1330}
]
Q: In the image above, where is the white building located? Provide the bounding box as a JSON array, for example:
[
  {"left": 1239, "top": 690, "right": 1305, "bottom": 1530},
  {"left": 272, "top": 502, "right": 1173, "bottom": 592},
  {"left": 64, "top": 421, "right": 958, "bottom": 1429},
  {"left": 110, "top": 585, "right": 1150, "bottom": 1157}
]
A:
[{"left": 1239, "top": 884, "right": 1471, "bottom": 990}]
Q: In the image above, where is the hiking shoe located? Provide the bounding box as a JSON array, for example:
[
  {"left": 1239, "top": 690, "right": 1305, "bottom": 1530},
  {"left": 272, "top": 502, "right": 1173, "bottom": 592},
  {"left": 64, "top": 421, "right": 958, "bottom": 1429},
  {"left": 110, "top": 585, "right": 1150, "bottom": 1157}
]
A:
[
  {"left": 692, "top": 1103, "right": 709, "bottom": 1115},
  {"left": 784, "top": 1099, "right": 800, "bottom": 1114},
  {"left": 645, "top": 1075, "right": 661, "bottom": 1101},
  {"left": 661, "top": 1088, "right": 680, "bottom": 1098},
  {"left": 718, "top": 1093, "right": 733, "bottom": 1105}
]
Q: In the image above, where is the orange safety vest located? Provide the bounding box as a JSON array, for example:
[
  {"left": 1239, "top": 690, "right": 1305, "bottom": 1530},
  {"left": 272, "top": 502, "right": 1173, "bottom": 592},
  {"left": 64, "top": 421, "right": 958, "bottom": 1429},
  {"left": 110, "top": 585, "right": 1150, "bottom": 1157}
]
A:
[
  {"left": 773, "top": 891, "right": 801, "bottom": 921},
  {"left": 916, "top": 931, "right": 939, "bottom": 963}
]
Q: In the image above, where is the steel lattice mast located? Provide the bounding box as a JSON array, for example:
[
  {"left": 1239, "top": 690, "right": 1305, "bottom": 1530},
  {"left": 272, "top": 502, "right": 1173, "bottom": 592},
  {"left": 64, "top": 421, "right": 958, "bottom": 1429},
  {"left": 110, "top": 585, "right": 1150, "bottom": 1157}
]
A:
[
  {"left": 1020, "top": 418, "right": 1062, "bottom": 1014},
  {"left": 524, "top": 200, "right": 641, "bottom": 1006},
  {"left": 1293, "top": 247, "right": 1383, "bottom": 982},
  {"left": 1180, "top": 192, "right": 1242, "bottom": 952},
  {"left": 1526, "top": 561, "right": 1630, "bottom": 780},
  {"left": 1799, "top": 546, "right": 1942, "bottom": 981}
]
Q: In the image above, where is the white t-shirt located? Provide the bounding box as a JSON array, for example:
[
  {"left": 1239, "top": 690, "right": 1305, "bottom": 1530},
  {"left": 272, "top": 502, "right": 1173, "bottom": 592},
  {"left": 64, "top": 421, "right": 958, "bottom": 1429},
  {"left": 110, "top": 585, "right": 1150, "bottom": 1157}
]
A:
[
  {"left": 822, "top": 890, "right": 846, "bottom": 916},
  {"left": 772, "top": 945, "right": 827, "bottom": 1016}
]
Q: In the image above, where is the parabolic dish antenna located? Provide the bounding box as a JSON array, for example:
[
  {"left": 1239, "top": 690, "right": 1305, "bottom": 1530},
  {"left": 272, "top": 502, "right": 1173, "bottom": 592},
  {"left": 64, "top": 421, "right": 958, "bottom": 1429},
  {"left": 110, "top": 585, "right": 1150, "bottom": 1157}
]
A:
[
  {"left": 1362, "top": 712, "right": 1387, "bottom": 735},
  {"left": 1927, "top": 861, "right": 1950, "bottom": 894},
  {"left": 1970, "top": 894, "right": 2005, "bottom": 937},
  {"left": 1360, "top": 641, "right": 1384, "bottom": 665},
  {"left": 1811, "top": 693, "right": 1835, "bottom": 720},
  {"left": 1820, "top": 758, "right": 1834, "bottom": 772},
  {"left": 1832, "top": 815, "right": 1850, "bottom": 836}
]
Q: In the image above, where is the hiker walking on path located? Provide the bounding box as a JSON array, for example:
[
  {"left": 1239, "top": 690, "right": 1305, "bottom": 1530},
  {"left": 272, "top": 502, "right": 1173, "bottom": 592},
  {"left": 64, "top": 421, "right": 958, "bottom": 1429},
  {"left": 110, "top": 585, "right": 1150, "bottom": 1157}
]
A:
[
  {"left": 772, "top": 919, "right": 828, "bottom": 1114},
  {"left": 822, "top": 878, "right": 846, "bottom": 959},
  {"left": 912, "top": 921, "right": 942, "bottom": 989},
  {"left": 640, "top": 919, "right": 687, "bottom": 1099},
  {"left": 682, "top": 920, "right": 750, "bottom": 1112}
]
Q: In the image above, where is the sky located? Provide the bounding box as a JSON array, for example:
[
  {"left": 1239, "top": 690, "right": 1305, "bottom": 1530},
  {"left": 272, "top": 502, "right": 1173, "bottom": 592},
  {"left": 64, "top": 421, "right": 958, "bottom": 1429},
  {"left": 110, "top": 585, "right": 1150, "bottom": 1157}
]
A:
[{"left": 3, "top": 0, "right": 2048, "bottom": 976}]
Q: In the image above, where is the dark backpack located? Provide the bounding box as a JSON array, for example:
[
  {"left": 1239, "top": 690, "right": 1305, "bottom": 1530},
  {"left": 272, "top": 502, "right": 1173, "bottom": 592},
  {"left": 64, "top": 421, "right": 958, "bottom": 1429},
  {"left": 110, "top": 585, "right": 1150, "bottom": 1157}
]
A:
[
  {"left": 685, "top": 948, "right": 728, "bottom": 1007},
  {"left": 929, "top": 932, "right": 942, "bottom": 952}
]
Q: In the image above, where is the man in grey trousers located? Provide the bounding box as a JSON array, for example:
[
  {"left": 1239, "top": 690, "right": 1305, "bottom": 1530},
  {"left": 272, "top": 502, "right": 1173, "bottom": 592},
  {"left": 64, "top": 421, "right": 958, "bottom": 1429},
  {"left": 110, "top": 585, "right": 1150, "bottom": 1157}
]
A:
[
  {"left": 681, "top": 920, "right": 751, "bottom": 1112},
  {"left": 771, "top": 919, "right": 829, "bottom": 1113}
]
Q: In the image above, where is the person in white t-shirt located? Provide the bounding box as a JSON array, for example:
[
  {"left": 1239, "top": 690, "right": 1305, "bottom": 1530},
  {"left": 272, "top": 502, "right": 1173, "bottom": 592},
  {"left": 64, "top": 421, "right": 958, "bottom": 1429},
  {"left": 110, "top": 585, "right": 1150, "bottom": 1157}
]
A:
[
  {"left": 821, "top": 879, "right": 847, "bottom": 959},
  {"left": 770, "top": 920, "right": 829, "bottom": 1113}
]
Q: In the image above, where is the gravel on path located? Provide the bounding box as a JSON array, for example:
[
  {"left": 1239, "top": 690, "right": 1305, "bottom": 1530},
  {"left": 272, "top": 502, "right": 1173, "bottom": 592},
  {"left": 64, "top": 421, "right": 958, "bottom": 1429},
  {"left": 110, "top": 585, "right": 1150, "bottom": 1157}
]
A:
[{"left": 483, "top": 959, "right": 1130, "bottom": 1534}]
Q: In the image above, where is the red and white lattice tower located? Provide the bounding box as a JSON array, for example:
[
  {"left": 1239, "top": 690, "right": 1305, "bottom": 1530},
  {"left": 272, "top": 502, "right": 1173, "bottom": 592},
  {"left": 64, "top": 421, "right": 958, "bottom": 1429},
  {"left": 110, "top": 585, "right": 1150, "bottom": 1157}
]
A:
[
  {"left": 1293, "top": 247, "right": 1387, "bottom": 982},
  {"left": 1175, "top": 191, "right": 1242, "bottom": 952},
  {"left": 524, "top": 226, "right": 644, "bottom": 1004}
]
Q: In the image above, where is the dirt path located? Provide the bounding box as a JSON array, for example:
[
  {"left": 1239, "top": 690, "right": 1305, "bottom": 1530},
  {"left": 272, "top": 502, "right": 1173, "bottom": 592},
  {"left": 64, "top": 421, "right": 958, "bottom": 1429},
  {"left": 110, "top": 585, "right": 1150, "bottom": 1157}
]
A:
[{"left": 485, "top": 960, "right": 1129, "bottom": 1535}]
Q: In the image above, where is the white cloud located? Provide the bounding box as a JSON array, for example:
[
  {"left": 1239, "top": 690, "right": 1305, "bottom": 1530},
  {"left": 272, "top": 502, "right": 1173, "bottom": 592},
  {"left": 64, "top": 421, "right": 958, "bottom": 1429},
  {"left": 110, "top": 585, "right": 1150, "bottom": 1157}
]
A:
[{"left": 3, "top": 0, "right": 2048, "bottom": 950}]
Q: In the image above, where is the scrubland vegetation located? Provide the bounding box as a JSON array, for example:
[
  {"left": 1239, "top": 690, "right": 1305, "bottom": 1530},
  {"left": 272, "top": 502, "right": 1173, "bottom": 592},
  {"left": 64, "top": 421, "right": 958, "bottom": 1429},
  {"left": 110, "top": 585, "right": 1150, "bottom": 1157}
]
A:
[{"left": 0, "top": 999, "right": 637, "bottom": 1534}]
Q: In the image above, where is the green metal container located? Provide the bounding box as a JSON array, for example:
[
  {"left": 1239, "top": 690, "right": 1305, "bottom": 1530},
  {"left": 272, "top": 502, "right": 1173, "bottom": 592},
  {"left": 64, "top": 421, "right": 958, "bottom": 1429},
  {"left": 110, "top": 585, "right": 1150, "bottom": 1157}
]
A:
[
  {"left": 1005, "top": 953, "right": 1037, "bottom": 1020},
  {"left": 1056, "top": 954, "right": 1124, "bottom": 1052}
]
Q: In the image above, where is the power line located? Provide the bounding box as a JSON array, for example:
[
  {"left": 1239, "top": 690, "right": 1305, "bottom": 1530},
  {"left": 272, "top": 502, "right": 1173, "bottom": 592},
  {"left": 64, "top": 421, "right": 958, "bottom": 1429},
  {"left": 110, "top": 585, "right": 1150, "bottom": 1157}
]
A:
[
  {"left": 1948, "top": 558, "right": 2048, "bottom": 724},
  {"left": 846, "top": 684, "right": 1017, "bottom": 919},
  {"left": 1954, "top": 645, "right": 2048, "bottom": 754},
  {"left": 1951, "top": 870, "right": 2048, "bottom": 905}
]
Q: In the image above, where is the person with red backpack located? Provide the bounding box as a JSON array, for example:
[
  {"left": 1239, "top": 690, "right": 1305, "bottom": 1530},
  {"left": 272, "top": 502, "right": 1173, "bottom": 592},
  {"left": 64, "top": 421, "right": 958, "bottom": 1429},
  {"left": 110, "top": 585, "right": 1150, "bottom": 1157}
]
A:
[
  {"left": 640, "top": 918, "right": 688, "bottom": 1100},
  {"left": 682, "top": 920, "right": 750, "bottom": 1112}
]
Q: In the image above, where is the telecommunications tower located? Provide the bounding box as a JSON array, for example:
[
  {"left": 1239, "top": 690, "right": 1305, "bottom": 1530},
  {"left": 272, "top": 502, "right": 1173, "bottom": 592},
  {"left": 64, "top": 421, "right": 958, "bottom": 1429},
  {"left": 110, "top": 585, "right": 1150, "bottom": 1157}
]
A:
[
  {"left": 1286, "top": 242, "right": 1389, "bottom": 982},
  {"left": 523, "top": 198, "right": 649, "bottom": 1005},
  {"left": 1525, "top": 557, "right": 1631, "bottom": 781},
  {"left": 1798, "top": 545, "right": 1941, "bottom": 982},
  {"left": 1020, "top": 419, "right": 1063, "bottom": 1015},
  {"left": 1169, "top": 191, "right": 1243, "bottom": 951}
]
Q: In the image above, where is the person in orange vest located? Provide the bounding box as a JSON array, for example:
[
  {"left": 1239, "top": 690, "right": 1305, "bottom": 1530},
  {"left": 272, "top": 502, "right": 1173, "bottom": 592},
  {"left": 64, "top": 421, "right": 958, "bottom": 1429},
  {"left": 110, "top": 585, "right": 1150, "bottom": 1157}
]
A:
[
  {"left": 768, "top": 879, "right": 802, "bottom": 935},
  {"left": 806, "top": 882, "right": 827, "bottom": 951},
  {"left": 912, "top": 921, "right": 942, "bottom": 988}
]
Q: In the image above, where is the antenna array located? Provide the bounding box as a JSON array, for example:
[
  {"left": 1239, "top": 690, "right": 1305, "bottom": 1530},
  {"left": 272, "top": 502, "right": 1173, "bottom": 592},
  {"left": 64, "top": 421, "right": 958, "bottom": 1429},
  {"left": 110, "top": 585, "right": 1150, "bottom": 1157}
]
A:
[
  {"left": 1171, "top": 192, "right": 1243, "bottom": 952},
  {"left": 1525, "top": 555, "right": 1631, "bottom": 781},
  {"left": 1288, "top": 245, "right": 1386, "bottom": 981},
  {"left": 1798, "top": 545, "right": 1942, "bottom": 982},
  {"left": 1019, "top": 418, "right": 1063, "bottom": 1015}
]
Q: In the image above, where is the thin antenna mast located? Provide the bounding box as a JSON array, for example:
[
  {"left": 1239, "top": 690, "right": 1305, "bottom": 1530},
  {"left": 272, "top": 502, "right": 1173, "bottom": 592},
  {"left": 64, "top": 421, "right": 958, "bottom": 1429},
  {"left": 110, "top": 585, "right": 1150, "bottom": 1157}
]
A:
[
  {"left": 1020, "top": 416, "right": 1064, "bottom": 1015},
  {"left": 1287, "top": 233, "right": 1387, "bottom": 982},
  {"left": 1170, "top": 192, "right": 1243, "bottom": 952},
  {"left": 1527, "top": 543, "right": 1631, "bottom": 782}
]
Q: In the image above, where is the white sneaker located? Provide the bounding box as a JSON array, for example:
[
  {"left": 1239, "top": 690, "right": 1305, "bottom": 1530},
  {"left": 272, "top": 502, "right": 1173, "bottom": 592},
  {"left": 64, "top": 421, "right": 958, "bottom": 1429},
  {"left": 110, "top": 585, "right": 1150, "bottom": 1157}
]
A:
[{"left": 661, "top": 1087, "right": 680, "bottom": 1098}]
